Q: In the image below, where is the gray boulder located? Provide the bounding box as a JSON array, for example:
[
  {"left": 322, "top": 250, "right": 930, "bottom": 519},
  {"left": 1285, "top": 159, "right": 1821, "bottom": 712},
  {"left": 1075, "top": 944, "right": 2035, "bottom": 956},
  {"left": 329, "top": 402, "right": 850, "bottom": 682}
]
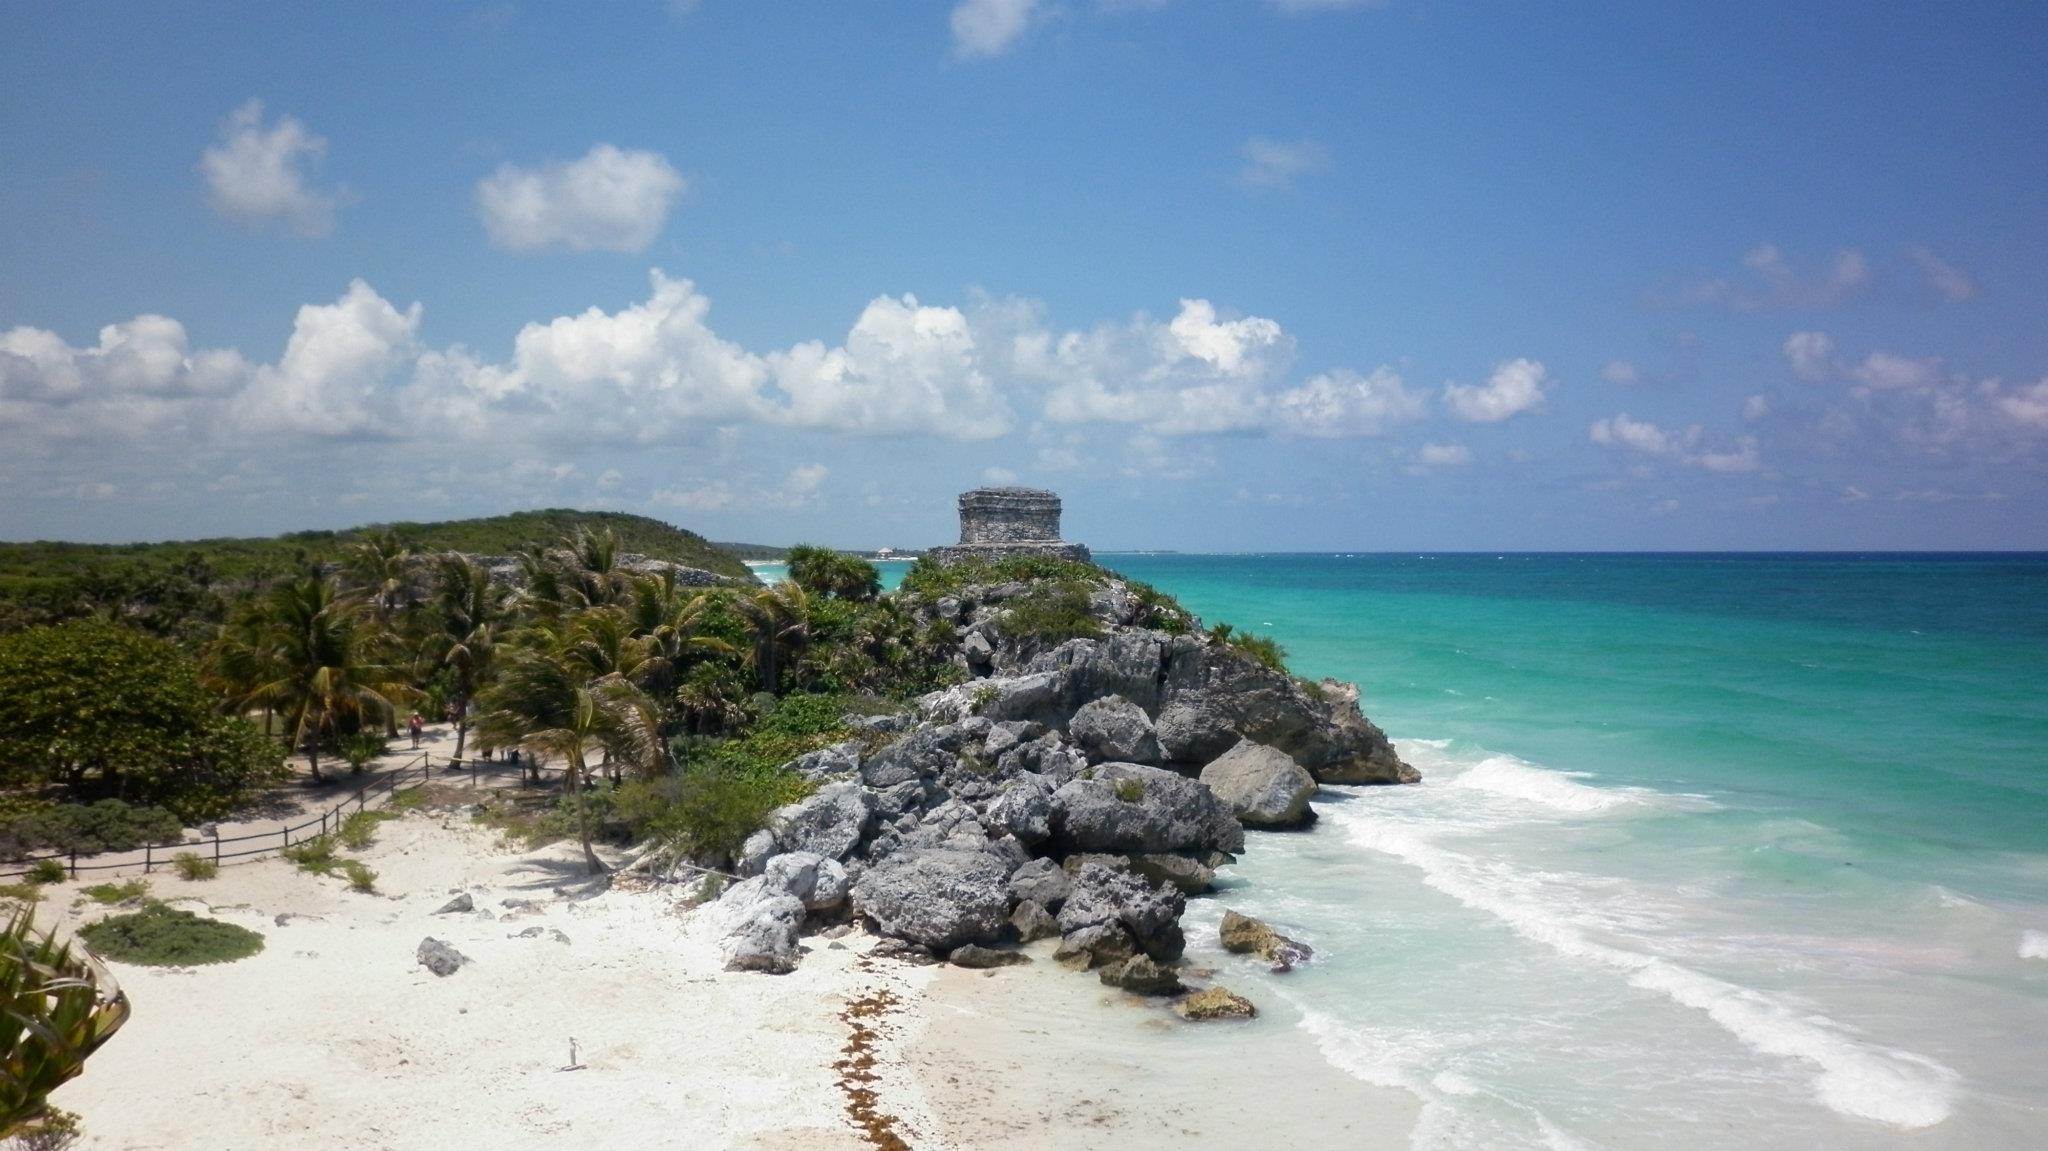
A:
[
  {"left": 862, "top": 722, "right": 980, "bottom": 788},
  {"left": 1158, "top": 642, "right": 1415, "bottom": 785},
  {"left": 1009, "top": 899, "right": 1059, "bottom": 942},
  {"left": 762, "top": 851, "right": 851, "bottom": 913},
  {"left": 1067, "top": 695, "right": 1163, "bottom": 765},
  {"left": 1008, "top": 856, "right": 1073, "bottom": 909},
  {"left": 851, "top": 847, "right": 1011, "bottom": 952},
  {"left": 1050, "top": 762, "right": 1244, "bottom": 858},
  {"left": 737, "top": 829, "right": 777, "bottom": 878},
  {"left": 718, "top": 876, "right": 805, "bottom": 974},
  {"left": 769, "top": 781, "right": 873, "bottom": 861},
  {"left": 1098, "top": 954, "right": 1183, "bottom": 996},
  {"left": 1199, "top": 739, "right": 1319, "bottom": 828},
  {"left": 1056, "top": 861, "right": 1186, "bottom": 962},
  {"left": 986, "top": 773, "right": 1054, "bottom": 843},
  {"left": 1128, "top": 853, "right": 1217, "bottom": 895},
  {"left": 1053, "top": 922, "right": 1136, "bottom": 970},
  {"left": 789, "top": 739, "right": 863, "bottom": 779},
  {"left": 432, "top": 893, "right": 474, "bottom": 915},
  {"left": 416, "top": 937, "right": 468, "bottom": 977},
  {"left": 949, "top": 944, "right": 1030, "bottom": 969}
]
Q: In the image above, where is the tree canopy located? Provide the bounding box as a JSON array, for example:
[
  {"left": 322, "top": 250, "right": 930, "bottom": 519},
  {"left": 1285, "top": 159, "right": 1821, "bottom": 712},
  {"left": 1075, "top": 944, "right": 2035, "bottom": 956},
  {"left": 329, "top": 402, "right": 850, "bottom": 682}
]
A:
[{"left": 0, "top": 619, "right": 283, "bottom": 820}]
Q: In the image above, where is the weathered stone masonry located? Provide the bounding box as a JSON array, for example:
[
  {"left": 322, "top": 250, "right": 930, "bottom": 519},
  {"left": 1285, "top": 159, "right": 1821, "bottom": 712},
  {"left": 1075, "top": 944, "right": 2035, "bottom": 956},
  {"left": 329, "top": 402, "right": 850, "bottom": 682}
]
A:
[{"left": 927, "top": 486, "right": 1092, "bottom": 566}]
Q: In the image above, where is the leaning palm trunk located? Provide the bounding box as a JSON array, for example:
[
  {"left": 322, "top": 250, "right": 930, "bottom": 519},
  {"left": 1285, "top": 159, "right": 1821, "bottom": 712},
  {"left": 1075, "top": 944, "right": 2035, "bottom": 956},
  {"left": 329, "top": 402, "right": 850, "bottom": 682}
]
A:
[
  {"left": 1, "top": 910, "right": 130, "bottom": 1136},
  {"left": 565, "top": 748, "right": 602, "bottom": 874}
]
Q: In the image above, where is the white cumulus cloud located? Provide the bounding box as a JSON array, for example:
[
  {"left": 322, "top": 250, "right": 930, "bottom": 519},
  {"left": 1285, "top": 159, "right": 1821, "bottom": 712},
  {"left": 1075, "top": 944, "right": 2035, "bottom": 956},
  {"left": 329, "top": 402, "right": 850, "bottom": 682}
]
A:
[
  {"left": 199, "top": 100, "right": 341, "bottom": 237},
  {"left": 1443, "top": 358, "right": 1547, "bottom": 423},
  {"left": 950, "top": 0, "right": 1042, "bottom": 58},
  {"left": 1589, "top": 412, "right": 1761, "bottom": 474},
  {"left": 1904, "top": 244, "right": 1979, "bottom": 303},
  {"left": 1237, "top": 136, "right": 1329, "bottom": 190},
  {"left": 1784, "top": 330, "right": 1835, "bottom": 381},
  {"left": 1272, "top": 367, "right": 1425, "bottom": 438},
  {"left": 1415, "top": 442, "right": 1473, "bottom": 467},
  {"left": 477, "top": 145, "right": 685, "bottom": 253}
]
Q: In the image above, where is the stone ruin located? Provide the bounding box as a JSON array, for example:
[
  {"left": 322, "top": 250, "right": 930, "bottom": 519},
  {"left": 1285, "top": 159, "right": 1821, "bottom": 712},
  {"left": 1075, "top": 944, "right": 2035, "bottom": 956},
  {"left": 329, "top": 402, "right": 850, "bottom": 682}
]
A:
[{"left": 925, "top": 486, "right": 1091, "bottom": 567}]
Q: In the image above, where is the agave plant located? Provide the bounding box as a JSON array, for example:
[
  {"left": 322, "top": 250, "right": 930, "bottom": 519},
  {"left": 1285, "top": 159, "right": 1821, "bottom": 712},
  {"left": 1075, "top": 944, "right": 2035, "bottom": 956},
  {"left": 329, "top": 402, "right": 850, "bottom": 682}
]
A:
[{"left": 0, "top": 908, "right": 129, "bottom": 1137}]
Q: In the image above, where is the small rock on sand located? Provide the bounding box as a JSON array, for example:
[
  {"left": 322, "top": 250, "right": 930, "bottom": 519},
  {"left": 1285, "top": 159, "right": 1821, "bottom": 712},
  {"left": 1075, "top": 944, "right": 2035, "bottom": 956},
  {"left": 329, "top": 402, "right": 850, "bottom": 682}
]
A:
[{"left": 417, "top": 937, "right": 469, "bottom": 977}]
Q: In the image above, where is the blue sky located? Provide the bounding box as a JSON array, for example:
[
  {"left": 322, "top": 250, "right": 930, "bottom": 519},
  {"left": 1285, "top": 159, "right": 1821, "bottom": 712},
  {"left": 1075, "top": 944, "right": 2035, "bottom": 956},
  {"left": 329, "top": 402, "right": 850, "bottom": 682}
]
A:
[{"left": 3, "top": 1, "right": 2045, "bottom": 550}]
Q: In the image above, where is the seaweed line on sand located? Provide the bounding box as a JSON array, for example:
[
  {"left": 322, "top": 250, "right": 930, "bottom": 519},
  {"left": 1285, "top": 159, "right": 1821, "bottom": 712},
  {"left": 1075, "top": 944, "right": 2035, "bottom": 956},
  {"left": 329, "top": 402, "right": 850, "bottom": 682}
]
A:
[{"left": 837, "top": 974, "right": 912, "bottom": 1150}]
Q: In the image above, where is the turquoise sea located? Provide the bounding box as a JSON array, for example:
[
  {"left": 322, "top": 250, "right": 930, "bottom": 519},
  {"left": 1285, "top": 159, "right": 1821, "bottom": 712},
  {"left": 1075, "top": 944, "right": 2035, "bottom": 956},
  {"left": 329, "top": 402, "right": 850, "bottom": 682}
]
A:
[
  {"left": 769, "top": 553, "right": 2048, "bottom": 1146},
  {"left": 1113, "top": 553, "right": 2048, "bottom": 1150}
]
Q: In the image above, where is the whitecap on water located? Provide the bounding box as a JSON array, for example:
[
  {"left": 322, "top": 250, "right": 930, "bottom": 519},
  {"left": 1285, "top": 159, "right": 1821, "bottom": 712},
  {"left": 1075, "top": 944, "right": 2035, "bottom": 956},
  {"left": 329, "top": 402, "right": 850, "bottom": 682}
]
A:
[
  {"left": 1328, "top": 805, "right": 1961, "bottom": 1130},
  {"left": 2021, "top": 930, "right": 2048, "bottom": 960},
  {"left": 1443, "top": 756, "right": 1641, "bottom": 814}
]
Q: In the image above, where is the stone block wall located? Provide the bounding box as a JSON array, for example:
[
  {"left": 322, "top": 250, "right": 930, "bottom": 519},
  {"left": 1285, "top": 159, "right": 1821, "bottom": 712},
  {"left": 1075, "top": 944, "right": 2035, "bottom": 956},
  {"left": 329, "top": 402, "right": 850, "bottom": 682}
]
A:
[{"left": 959, "top": 487, "right": 1063, "bottom": 545}]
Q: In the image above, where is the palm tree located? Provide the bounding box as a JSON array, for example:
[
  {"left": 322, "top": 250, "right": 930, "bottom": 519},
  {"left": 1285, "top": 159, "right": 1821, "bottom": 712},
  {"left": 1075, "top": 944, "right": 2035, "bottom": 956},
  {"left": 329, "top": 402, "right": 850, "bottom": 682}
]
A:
[
  {"left": 560, "top": 527, "right": 627, "bottom": 609},
  {"left": 343, "top": 529, "right": 414, "bottom": 620},
  {"left": 245, "top": 575, "right": 411, "bottom": 784},
  {"left": 419, "top": 554, "right": 505, "bottom": 759},
  {"left": 201, "top": 601, "right": 284, "bottom": 736},
  {"left": 732, "top": 581, "right": 810, "bottom": 694},
  {"left": 627, "top": 573, "right": 735, "bottom": 722},
  {"left": 473, "top": 622, "right": 658, "bottom": 873}
]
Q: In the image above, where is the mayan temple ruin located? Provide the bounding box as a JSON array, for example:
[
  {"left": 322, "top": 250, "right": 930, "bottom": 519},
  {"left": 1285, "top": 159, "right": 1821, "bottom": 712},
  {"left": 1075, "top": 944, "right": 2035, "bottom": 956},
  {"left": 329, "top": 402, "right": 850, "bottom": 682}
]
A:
[{"left": 925, "top": 486, "right": 1091, "bottom": 566}]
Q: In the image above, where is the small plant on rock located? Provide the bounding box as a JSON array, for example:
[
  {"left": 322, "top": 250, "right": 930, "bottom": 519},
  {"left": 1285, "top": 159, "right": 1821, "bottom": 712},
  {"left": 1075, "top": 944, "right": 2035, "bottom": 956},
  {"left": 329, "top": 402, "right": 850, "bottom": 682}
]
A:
[{"left": 1113, "top": 778, "right": 1146, "bottom": 803}]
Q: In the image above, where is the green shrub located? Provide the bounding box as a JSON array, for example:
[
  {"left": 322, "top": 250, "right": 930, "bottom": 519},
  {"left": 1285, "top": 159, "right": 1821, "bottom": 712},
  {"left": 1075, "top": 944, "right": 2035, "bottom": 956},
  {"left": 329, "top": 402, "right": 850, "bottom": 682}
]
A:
[
  {"left": 786, "top": 545, "right": 881, "bottom": 602},
  {"left": 999, "top": 582, "right": 1103, "bottom": 645},
  {"left": 1113, "top": 778, "right": 1146, "bottom": 803},
  {"left": 386, "top": 788, "right": 427, "bottom": 813},
  {"left": 340, "top": 860, "right": 377, "bottom": 893},
  {"left": 0, "top": 883, "right": 43, "bottom": 903},
  {"left": 76, "top": 901, "right": 263, "bottom": 966},
  {"left": 170, "top": 853, "right": 218, "bottom": 881},
  {"left": 281, "top": 835, "right": 338, "bottom": 875},
  {"left": 26, "top": 860, "right": 65, "bottom": 886},
  {"left": 1127, "top": 580, "right": 1191, "bottom": 634},
  {"left": 339, "top": 732, "right": 387, "bottom": 775},
  {"left": 0, "top": 619, "right": 285, "bottom": 822},
  {"left": 1208, "top": 622, "right": 1288, "bottom": 673},
  {"left": 0, "top": 801, "right": 184, "bottom": 862},
  {"left": 617, "top": 765, "right": 812, "bottom": 862},
  {"left": 898, "top": 554, "right": 1104, "bottom": 598},
  {"left": 80, "top": 880, "right": 147, "bottom": 905},
  {"left": 338, "top": 809, "right": 397, "bottom": 850}
]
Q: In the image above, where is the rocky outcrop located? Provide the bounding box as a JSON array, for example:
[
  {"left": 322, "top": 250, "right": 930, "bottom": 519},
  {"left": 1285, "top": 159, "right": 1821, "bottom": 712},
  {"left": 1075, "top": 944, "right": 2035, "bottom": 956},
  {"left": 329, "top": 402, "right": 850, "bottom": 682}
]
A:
[
  {"left": 1056, "top": 861, "right": 1186, "bottom": 962},
  {"left": 851, "top": 848, "right": 1010, "bottom": 952},
  {"left": 1199, "top": 740, "right": 1318, "bottom": 828},
  {"left": 719, "top": 878, "right": 806, "bottom": 974},
  {"left": 1219, "top": 909, "right": 1314, "bottom": 972},
  {"left": 1068, "top": 695, "right": 1163, "bottom": 765},
  {"left": 705, "top": 558, "right": 1412, "bottom": 994},
  {"left": 1174, "top": 986, "right": 1257, "bottom": 1021},
  {"left": 1050, "top": 763, "right": 1243, "bottom": 858},
  {"left": 768, "top": 782, "right": 872, "bottom": 861}
]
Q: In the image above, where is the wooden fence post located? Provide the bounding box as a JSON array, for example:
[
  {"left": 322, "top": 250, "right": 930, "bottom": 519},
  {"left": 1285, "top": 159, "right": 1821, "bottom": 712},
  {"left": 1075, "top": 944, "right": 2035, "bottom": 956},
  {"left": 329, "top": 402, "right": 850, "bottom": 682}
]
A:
[
  {"left": 213, "top": 829, "right": 221, "bottom": 866},
  {"left": 144, "top": 843, "right": 153, "bottom": 874},
  {"left": 68, "top": 849, "right": 76, "bottom": 880}
]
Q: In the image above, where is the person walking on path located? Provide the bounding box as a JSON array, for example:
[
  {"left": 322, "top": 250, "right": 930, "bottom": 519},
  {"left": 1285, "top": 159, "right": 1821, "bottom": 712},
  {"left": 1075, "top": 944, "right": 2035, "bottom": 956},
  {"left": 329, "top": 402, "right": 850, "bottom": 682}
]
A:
[{"left": 408, "top": 712, "right": 425, "bottom": 749}]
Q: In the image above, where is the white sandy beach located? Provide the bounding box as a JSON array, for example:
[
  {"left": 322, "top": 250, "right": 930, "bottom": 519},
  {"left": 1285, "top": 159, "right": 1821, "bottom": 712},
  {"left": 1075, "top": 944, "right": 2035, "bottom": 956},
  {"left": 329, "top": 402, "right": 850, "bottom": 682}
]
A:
[{"left": 40, "top": 807, "right": 1414, "bottom": 1150}]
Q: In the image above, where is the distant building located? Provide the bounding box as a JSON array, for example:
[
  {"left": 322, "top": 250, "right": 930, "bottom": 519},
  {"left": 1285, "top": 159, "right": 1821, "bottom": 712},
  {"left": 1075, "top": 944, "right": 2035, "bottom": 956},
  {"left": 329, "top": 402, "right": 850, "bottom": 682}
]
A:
[{"left": 925, "top": 486, "right": 1091, "bottom": 567}]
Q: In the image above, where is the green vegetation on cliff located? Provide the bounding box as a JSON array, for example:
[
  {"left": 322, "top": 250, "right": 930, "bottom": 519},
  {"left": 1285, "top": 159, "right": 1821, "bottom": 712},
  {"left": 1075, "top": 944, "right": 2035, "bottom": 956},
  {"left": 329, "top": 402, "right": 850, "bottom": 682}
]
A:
[{"left": 0, "top": 510, "right": 753, "bottom": 640}]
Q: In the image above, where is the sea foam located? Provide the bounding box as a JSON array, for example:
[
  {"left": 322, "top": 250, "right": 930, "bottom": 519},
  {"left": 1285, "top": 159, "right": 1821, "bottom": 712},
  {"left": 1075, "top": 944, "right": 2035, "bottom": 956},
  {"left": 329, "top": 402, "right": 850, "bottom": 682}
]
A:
[
  {"left": 2021, "top": 930, "right": 2048, "bottom": 960},
  {"left": 1444, "top": 755, "right": 1640, "bottom": 813},
  {"left": 1332, "top": 806, "right": 1960, "bottom": 1129}
]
